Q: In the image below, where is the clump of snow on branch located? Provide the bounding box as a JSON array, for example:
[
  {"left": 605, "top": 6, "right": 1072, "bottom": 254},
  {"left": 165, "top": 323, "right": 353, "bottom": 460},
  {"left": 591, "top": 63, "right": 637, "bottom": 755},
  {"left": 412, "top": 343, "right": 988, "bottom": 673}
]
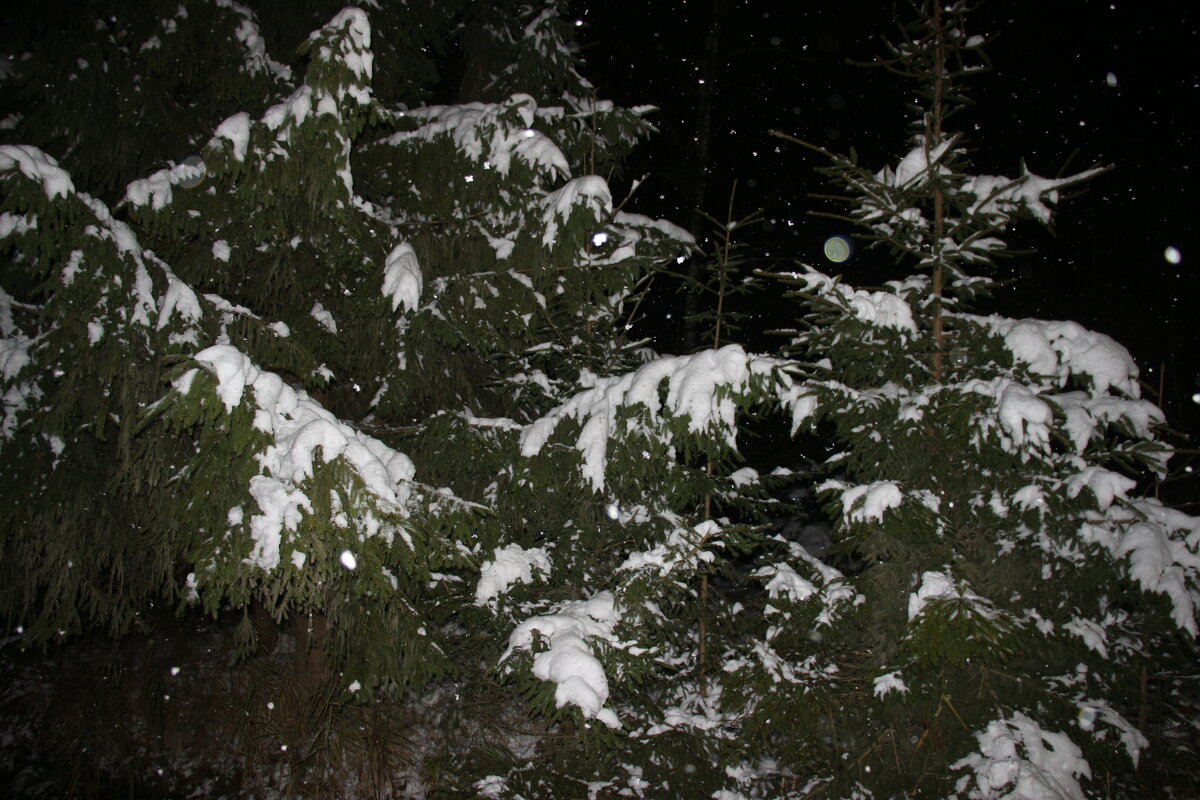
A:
[
  {"left": 475, "top": 544, "right": 551, "bottom": 606},
  {"left": 383, "top": 94, "right": 570, "bottom": 179},
  {"left": 0, "top": 144, "right": 75, "bottom": 199},
  {"left": 952, "top": 712, "right": 1090, "bottom": 800},
  {"left": 974, "top": 316, "right": 1142, "bottom": 398},
  {"left": 756, "top": 562, "right": 817, "bottom": 603},
  {"left": 781, "top": 267, "right": 917, "bottom": 334},
  {"left": 501, "top": 592, "right": 623, "bottom": 728},
  {"left": 1080, "top": 498, "right": 1200, "bottom": 636},
  {"left": 907, "top": 570, "right": 995, "bottom": 623},
  {"left": 212, "top": 112, "right": 252, "bottom": 162},
  {"left": 963, "top": 377, "right": 1054, "bottom": 456},
  {"left": 154, "top": 263, "right": 204, "bottom": 338},
  {"left": 541, "top": 175, "right": 612, "bottom": 248},
  {"left": 520, "top": 345, "right": 793, "bottom": 492},
  {"left": 179, "top": 345, "right": 418, "bottom": 571},
  {"left": 618, "top": 518, "right": 720, "bottom": 577},
  {"left": 309, "top": 302, "right": 337, "bottom": 334},
  {"left": 125, "top": 157, "right": 207, "bottom": 210},
  {"left": 0, "top": 291, "right": 36, "bottom": 439},
  {"left": 877, "top": 137, "right": 956, "bottom": 189},
  {"left": 833, "top": 480, "right": 904, "bottom": 523},
  {"left": 961, "top": 166, "right": 1105, "bottom": 226},
  {"left": 754, "top": 540, "right": 862, "bottom": 630},
  {"left": 873, "top": 671, "right": 908, "bottom": 698},
  {"left": 215, "top": 0, "right": 293, "bottom": 82},
  {"left": 382, "top": 242, "right": 422, "bottom": 313}
]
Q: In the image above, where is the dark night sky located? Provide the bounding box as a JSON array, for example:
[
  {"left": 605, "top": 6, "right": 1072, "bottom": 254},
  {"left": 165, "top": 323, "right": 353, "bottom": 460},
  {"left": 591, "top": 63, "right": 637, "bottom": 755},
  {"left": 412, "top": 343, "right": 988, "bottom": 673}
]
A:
[{"left": 577, "top": 0, "right": 1200, "bottom": 439}]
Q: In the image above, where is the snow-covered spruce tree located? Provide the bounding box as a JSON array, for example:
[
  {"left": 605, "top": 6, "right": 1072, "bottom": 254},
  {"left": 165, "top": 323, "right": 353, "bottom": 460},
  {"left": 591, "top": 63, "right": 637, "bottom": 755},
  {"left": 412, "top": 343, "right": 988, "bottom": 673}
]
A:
[
  {"left": 0, "top": 0, "right": 294, "bottom": 201},
  {"left": 1, "top": 0, "right": 693, "bottom": 783},
  {"left": 757, "top": 4, "right": 1200, "bottom": 797},
  {"left": 492, "top": 4, "right": 1200, "bottom": 800}
]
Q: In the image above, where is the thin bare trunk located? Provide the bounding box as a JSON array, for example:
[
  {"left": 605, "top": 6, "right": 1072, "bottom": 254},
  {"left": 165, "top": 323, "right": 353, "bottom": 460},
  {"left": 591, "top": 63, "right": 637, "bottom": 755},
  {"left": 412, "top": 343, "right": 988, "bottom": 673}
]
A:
[
  {"left": 930, "top": 2, "right": 946, "bottom": 383},
  {"left": 683, "top": 0, "right": 728, "bottom": 352}
]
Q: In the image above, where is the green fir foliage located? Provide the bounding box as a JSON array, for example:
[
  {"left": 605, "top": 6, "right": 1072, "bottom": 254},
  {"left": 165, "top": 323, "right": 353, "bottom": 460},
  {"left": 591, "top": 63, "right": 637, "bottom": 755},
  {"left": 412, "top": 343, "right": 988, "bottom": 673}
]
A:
[{"left": 1, "top": 2, "right": 1197, "bottom": 798}]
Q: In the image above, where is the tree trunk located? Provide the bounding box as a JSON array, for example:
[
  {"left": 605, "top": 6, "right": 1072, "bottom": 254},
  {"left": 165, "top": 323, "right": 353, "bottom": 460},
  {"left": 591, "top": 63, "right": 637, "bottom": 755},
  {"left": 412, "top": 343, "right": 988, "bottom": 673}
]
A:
[
  {"left": 293, "top": 611, "right": 329, "bottom": 693},
  {"left": 681, "top": 0, "right": 728, "bottom": 352}
]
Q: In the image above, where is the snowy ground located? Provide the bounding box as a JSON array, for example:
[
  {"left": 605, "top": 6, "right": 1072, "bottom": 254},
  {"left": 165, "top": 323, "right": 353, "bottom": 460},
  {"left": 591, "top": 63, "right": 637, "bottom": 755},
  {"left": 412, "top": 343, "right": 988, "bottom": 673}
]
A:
[{"left": 0, "top": 609, "right": 484, "bottom": 799}]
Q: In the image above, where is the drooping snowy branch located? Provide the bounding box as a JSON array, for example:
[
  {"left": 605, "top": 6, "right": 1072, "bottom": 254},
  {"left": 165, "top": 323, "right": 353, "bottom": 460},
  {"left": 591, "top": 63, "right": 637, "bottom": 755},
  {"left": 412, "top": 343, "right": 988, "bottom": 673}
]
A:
[{"left": 520, "top": 345, "right": 795, "bottom": 492}]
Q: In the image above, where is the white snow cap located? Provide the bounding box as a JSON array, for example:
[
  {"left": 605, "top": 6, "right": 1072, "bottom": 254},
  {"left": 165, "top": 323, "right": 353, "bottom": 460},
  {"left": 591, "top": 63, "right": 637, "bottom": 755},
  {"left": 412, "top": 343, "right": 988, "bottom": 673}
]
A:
[
  {"left": 503, "top": 592, "right": 622, "bottom": 728},
  {"left": 475, "top": 544, "right": 552, "bottom": 606},
  {"left": 382, "top": 242, "right": 422, "bottom": 313},
  {"left": 0, "top": 144, "right": 75, "bottom": 199},
  {"left": 787, "top": 268, "right": 916, "bottom": 334},
  {"left": 907, "top": 570, "right": 1001, "bottom": 624},
  {"left": 382, "top": 94, "right": 569, "bottom": 180},
  {"left": 187, "top": 345, "right": 418, "bottom": 570},
  {"left": 873, "top": 671, "right": 909, "bottom": 698},
  {"left": 521, "top": 345, "right": 788, "bottom": 492},
  {"left": 213, "top": 112, "right": 252, "bottom": 162},
  {"left": 880, "top": 137, "right": 956, "bottom": 188},
  {"left": 985, "top": 317, "right": 1141, "bottom": 397},
  {"left": 952, "top": 712, "right": 1090, "bottom": 800},
  {"left": 839, "top": 481, "right": 903, "bottom": 523},
  {"left": 542, "top": 175, "right": 612, "bottom": 248}
]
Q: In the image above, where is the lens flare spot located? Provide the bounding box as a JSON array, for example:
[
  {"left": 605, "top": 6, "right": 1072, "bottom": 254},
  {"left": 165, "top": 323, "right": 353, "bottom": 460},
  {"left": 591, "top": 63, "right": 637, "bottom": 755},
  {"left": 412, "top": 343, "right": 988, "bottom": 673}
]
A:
[
  {"left": 178, "top": 154, "right": 205, "bottom": 189},
  {"left": 824, "top": 235, "right": 851, "bottom": 263}
]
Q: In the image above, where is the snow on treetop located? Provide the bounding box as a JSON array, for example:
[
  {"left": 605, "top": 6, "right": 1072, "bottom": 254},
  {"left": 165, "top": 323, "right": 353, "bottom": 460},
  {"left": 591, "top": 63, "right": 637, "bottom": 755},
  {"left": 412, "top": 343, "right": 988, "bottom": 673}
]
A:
[
  {"left": 308, "top": 6, "right": 373, "bottom": 92},
  {"left": 502, "top": 592, "right": 622, "bottom": 729},
  {"left": 214, "top": 0, "right": 293, "bottom": 83},
  {"left": 0, "top": 144, "right": 75, "bottom": 199}
]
